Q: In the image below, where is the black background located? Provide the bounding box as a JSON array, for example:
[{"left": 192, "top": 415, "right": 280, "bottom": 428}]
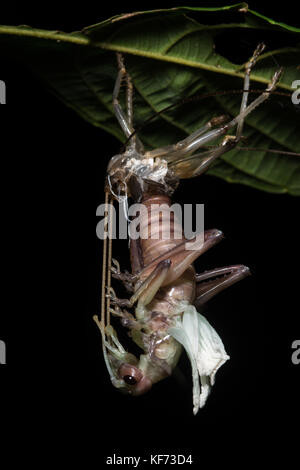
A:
[{"left": 0, "top": 1, "right": 299, "bottom": 466}]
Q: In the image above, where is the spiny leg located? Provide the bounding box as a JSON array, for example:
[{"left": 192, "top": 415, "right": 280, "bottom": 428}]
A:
[
  {"left": 113, "top": 53, "right": 133, "bottom": 138},
  {"left": 113, "top": 53, "right": 143, "bottom": 152},
  {"left": 109, "top": 259, "right": 171, "bottom": 309},
  {"left": 109, "top": 228, "right": 231, "bottom": 310},
  {"left": 111, "top": 258, "right": 136, "bottom": 293},
  {"left": 236, "top": 43, "right": 265, "bottom": 140},
  {"left": 144, "top": 48, "right": 281, "bottom": 164},
  {"left": 138, "top": 229, "right": 224, "bottom": 286},
  {"left": 159, "top": 230, "right": 224, "bottom": 286},
  {"left": 125, "top": 65, "right": 134, "bottom": 130},
  {"left": 143, "top": 115, "right": 228, "bottom": 161},
  {"left": 169, "top": 137, "right": 236, "bottom": 179},
  {"left": 168, "top": 67, "right": 282, "bottom": 179},
  {"left": 194, "top": 264, "right": 251, "bottom": 307},
  {"left": 169, "top": 67, "right": 281, "bottom": 159},
  {"left": 109, "top": 228, "right": 224, "bottom": 309},
  {"left": 124, "top": 58, "right": 140, "bottom": 152},
  {"left": 108, "top": 297, "right": 142, "bottom": 330}
]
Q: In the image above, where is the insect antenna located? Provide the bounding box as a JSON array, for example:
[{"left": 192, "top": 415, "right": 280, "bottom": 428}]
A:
[
  {"left": 94, "top": 190, "right": 114, "bottom": 364},
  {"left": 234, "top": 147, "right": 300, "bottom": 157}
]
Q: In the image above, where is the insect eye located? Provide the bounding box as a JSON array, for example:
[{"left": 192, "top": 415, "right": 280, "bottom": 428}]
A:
[{"left": 123, "top": 375, "right": 137, "bottom": 385}]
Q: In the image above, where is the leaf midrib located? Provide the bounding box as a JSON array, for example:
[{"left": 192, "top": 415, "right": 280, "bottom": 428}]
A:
[{"left": 0, "top": 24, "right": 296, "bottom": 91}]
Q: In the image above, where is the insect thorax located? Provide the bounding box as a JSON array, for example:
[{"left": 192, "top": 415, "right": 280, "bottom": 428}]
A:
[{"left": 106, "top": 150, "right": 179, "bottom": 202}]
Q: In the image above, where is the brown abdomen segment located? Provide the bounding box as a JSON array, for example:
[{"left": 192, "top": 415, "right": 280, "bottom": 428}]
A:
[{"left": 140, "top": 194, "right": 185, "bottom": 267}]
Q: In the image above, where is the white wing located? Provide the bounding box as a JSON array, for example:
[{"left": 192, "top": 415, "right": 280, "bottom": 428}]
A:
[{"left": 168, "top": 304, "right": 229, "bottom": 415}]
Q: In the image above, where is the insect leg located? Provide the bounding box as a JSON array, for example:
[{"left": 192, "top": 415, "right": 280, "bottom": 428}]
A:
[
  {"left": 125, "top": 65, "right": 134, "bottom": 128},
  {"left": 109, "top": 259, "right": 171, "bottom": 309},
  {"left": 145, "top": 67, "right": 282, "bottom": 165},
  {"left": 110, "top": 238, "right": 145, "bottom": 292},
  {"left": 194, "top": 264, "right": 251, "bottom": 307},
  {"left": 143, "top": 115, "right": 228, "bottom": 160},
  {"left": 111, "top": 258, "right": 136, "bottom": 293},
  {"left": 109, "top": 229, "right": 224, "bottom": 308},
  {"left": 139, "top": 229, "right": 224, "bottom": 286},
  {"left": 109, "top": 302, "right": 142, "bottom": 330},
  {"left": 113, "top": 53, "right": 144, "bottom": 152},
  {"left": 168, "top": 69, "right": 282, "bottom": 178},
  {"left": 236, "top": 43, "right": 265, "bottom": 140},
  {"left": 173, "top": 68, "right": 282, "bottom": 157},
  {"left": 130, "top": 238, "right": 144, "bottom": 275},
  {"left": 113, "top": 53, "right": 134, "bottom": 139},
  {"left": 169, "top": 137, "right": 236, "bottom": 179}
]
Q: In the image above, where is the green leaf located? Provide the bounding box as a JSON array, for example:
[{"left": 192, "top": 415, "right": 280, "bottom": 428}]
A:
[{"left": 1, "top": 4, "right": 299, "bottom": 194}]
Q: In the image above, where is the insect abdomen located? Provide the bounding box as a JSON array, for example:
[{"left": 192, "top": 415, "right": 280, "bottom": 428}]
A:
[{"left": 140, "top": 194, "right": 184, "bottom": 267}]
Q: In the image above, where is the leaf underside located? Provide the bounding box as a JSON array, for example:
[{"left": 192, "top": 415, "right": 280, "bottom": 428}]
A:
[{"left": 1, "top": 3, "right": 299, "bottom": 194}]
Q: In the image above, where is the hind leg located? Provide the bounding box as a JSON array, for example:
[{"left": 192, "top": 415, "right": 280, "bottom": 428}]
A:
[{"left": 194, "top": 264, "right": 251, "bottom": 307}]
